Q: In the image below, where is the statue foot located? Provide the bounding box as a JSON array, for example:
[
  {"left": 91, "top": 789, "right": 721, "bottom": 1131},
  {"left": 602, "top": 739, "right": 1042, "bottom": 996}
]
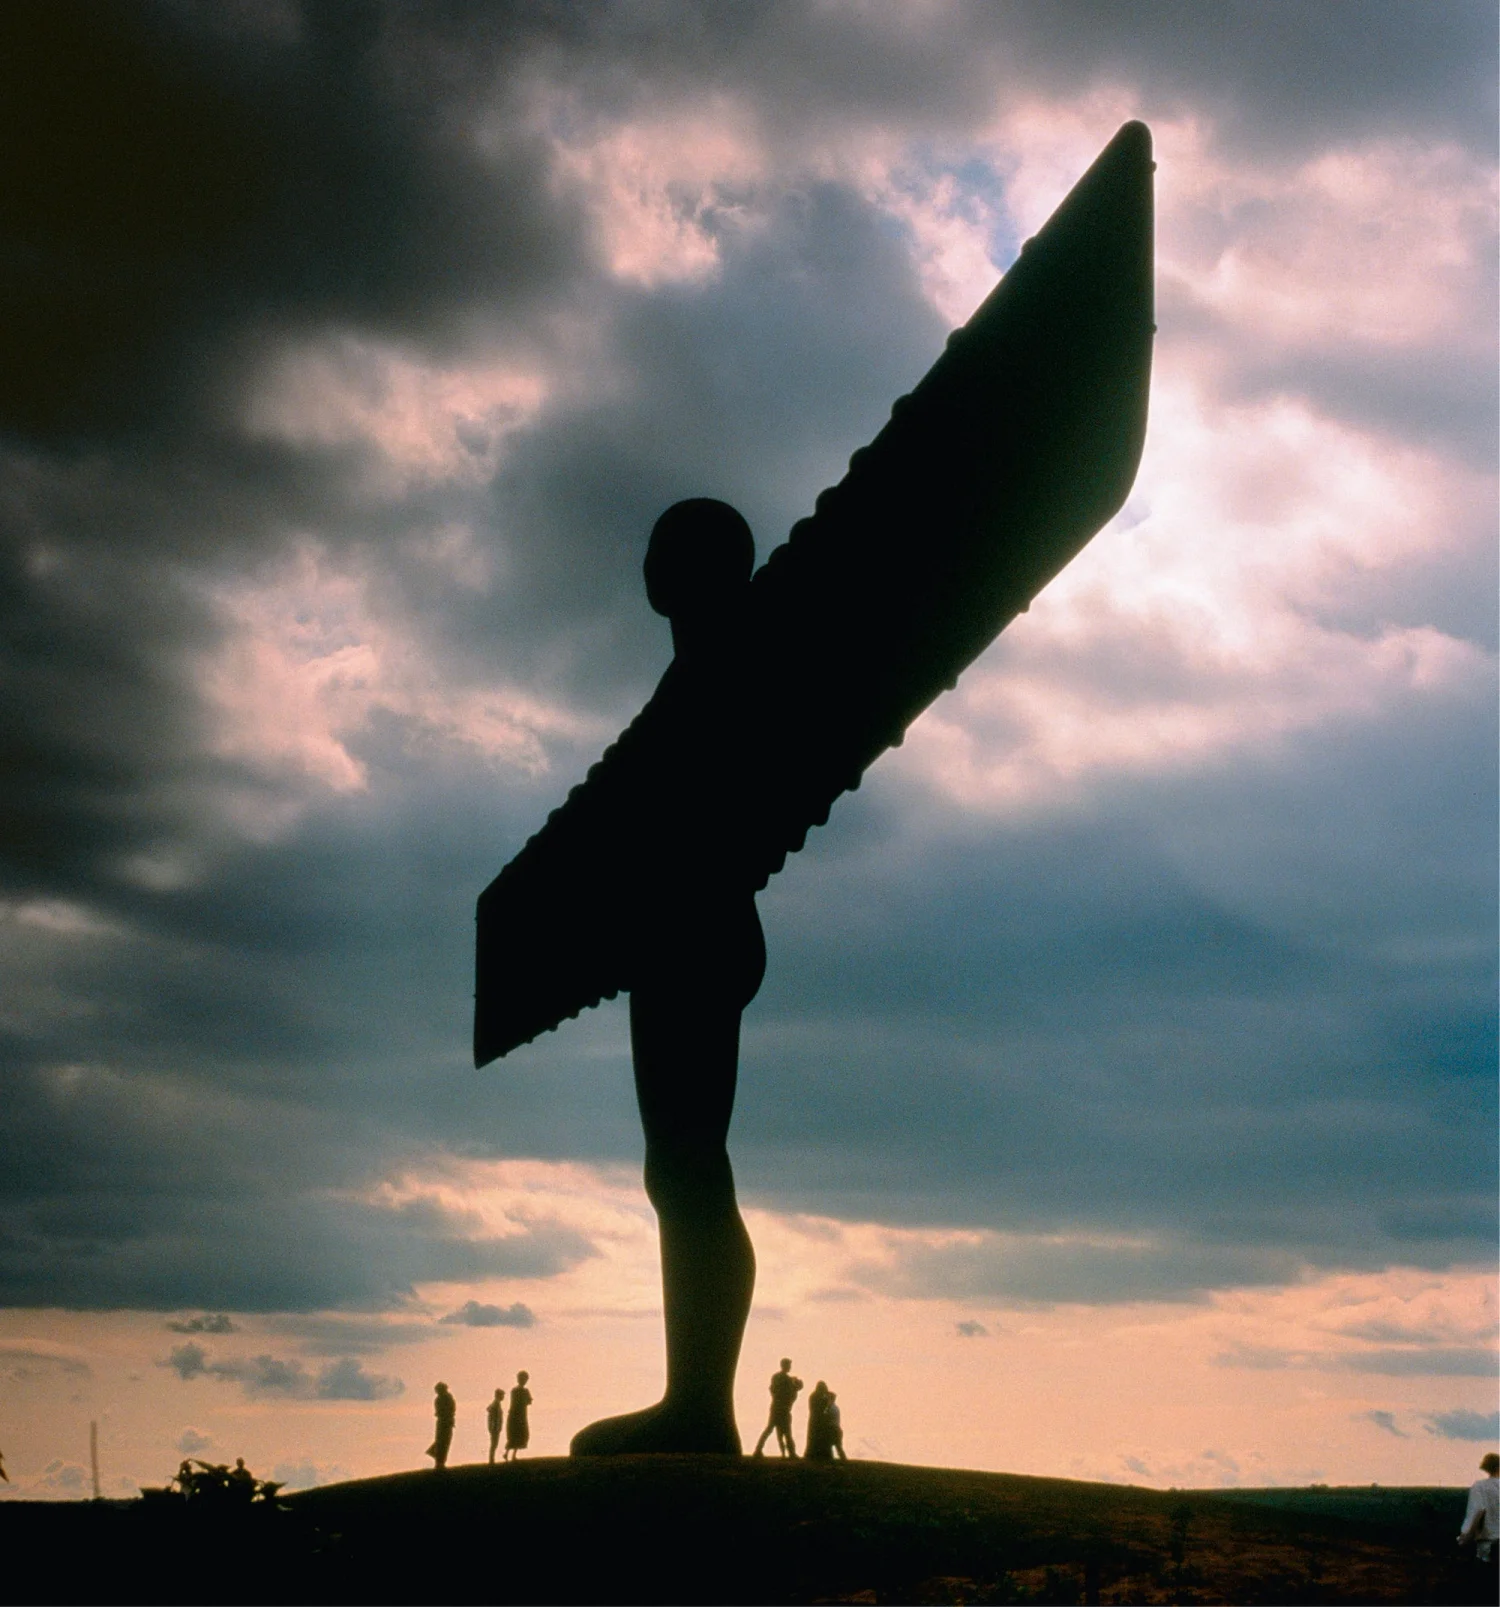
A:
[{"left": 570, "top": 1401, "right": 740, "bottom": 1456}]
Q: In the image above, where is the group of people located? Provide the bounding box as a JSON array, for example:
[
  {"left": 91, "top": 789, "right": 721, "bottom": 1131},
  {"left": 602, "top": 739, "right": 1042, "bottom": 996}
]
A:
[
  {"left": 426, "top": 1372, "right": 532, "bottom": 1471},
  {"left": 168, "top": 1456, "right": 281, "bottom": 1505},
  {"left": 752, "top": 1358, "right": 847, "bottom": 1462},
  {"left": 429, "top": 1359, "right": 849, "bottom": 1466}
]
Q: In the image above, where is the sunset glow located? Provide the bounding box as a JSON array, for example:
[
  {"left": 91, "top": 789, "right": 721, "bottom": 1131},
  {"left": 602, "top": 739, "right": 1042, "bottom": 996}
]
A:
[{"left": 0, "top": 2, "right": 1492, "bottom": 1502}]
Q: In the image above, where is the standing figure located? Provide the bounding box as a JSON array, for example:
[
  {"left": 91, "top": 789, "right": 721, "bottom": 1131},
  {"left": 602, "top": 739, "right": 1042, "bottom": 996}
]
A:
[
  {"left": 427, "top": 1381, "right": 456, "bottom": 1472},
  {"left": 504, "top": 1371, "right": 532, "bottom": 1461},
  {"left": 486, "top": 1387, "right": 505, "bottom": 1465},
  {"left": 1459, "top": 1451, "right": 1500, "bottom": 1564},
  {"left": 822, "top": 1390, "right": 848, "bottom": 1462},
  {"left": 804, "top": 1381, "right": 832, "bottom": 1462},
  {"left": 753, "top": 1358, "right": 803, "bottom": 1457}
]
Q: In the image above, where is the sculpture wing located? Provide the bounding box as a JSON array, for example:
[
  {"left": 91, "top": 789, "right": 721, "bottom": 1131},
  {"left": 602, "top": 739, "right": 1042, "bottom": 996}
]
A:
[{"left": 476, "top": 121, "right": 1155, "bottom": 1065}]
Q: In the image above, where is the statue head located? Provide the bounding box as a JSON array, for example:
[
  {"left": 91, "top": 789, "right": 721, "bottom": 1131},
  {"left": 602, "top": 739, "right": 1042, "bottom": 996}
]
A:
[{"left": 644, "top": 499, "right": 754, "bottom": 651}]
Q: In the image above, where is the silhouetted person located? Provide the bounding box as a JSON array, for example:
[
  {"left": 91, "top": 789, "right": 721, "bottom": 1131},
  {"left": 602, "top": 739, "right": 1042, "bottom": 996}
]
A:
[
  {"left": 823, "top": 1391, "right": 847, "bottom": 1461},
  {"left": 486, "top": 1387, "right": 505, "bottom": 1465},
  {"left": 504, "top": 1371, "right": 531, "bottom": 1460},
  {"left": 800, "top": 1375, "right": 848, "bottom": 1465},
  {"left": 228, "top": 1457, "right": 255, "bottom": 1502},
  {"left": 427, "top": 1381, "right": 456, "bottom": 1471},
  {"left": 805, "top": 1381, "right": 839, "bottom": 1461},
  {"left": 753, "top": 1357, "right": 803, "bottom": 1457},
  {"left": 0, "top": 1445, "right": 8, "bottom": 1482},
  {"left": 1459, "top": 1451, "right": 1499, "bottom": 1564}
]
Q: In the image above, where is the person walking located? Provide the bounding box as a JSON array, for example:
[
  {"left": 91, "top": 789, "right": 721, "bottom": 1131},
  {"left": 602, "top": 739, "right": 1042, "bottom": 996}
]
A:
[
  {"left": 504, "top": 1371, "right": 531, "bottom": 1461},
  {"left": 1459, "top": 1451, "right": 1499, "bottom": 1564},
  {"left": 486, "top": 1387, "right": 505, "bottom": 1465},
  {"left": 427, "top": 1381, "right": 456, "bottom": 1471},
  {"left": 753, "top": 1358, "right": 803, "bottom": 1457}
]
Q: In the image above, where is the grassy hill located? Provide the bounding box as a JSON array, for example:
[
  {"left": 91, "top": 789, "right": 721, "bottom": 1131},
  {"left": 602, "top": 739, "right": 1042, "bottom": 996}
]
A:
[{"left": 0, "top": 1457, "right": 1480, "bottom": 1603}]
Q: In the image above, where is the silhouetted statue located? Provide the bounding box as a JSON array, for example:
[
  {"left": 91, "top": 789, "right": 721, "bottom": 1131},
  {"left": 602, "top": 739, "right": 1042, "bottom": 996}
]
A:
[
  {"left": 753, "top": 1357, "right": 803, "bottom": 1457},
  {"left": 427, "top": 1381, "right": 456, "bottom": 1472},
  {"left": 504, "top": 1371, "right": 531, "bottom": 1460},
  {"left": 486, "top": 1387, "right": 505, "bottom": 1465},
  {"left": 475, "top": 123, "right": 1155, "bottom": 1455}
]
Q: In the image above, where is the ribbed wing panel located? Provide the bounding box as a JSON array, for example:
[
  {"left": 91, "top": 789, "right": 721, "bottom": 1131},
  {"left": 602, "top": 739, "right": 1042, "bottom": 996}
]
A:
[{"left": 475, "top": 121, "right": 1154, "bottom": 1065}]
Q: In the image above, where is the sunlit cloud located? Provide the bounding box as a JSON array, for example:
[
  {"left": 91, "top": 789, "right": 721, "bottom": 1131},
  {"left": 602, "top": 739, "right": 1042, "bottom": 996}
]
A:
[
  {"left": 542, "top": 96, "right": 767, "bottom": 287},
  {"left": 895, "top": 375, "right": 1492, "bottom": 812},
  {"left": 199, "top": 544, "right": 604, "bottom": 804},
  {"left": 246, "top": 336, "right": 549, "bottom": 493}
]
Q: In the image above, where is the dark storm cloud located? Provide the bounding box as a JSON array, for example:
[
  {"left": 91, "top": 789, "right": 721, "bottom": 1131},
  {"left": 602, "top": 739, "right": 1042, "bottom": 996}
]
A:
[
  {"left": 487, "top": 1, "right": 1497, "bottom": 160},
  {"left": 0, "top": 0, "right": 582, "bottom": 441},
  {"left": 0, "top": 1346, "right": 91, "bottom": 1382},
  {"left": 166, "top": 1313, "right": 237, "bottom": 1334},
  {"left": 726, "top": 678, "right": 1496, "bottom": 1287},
  {"left": 0, "top": 1045, "right": 598, "bottom": 1307},
  {"left": 269, "top": 1314, "right": 443, "bottom": 1354},
  {"left": 856, "top": 1234, "right": 1301, "bottom": 1309},
  {"left": 439, "top": 1299, "right": 535, "bottom": 1327},
  {"left": 1426, "top": 1409, "right": 1500, "bottom": 1442},
  {"left": 0, "top": 0, "right": 1491, "bottom": 1312},
  {"left": 162, "top": 1340, "right": 403, "bottom": 1399},
  {"left": 1338, "top": 1349, "right": 1498, "bottom": 1379},
  {"left": 1212, "top": 1343, "right": 1498, "bottom": 1378}
]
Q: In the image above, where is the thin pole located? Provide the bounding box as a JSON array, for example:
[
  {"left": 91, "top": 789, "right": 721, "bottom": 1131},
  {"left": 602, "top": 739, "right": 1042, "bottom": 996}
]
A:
[{"left": 89, "top": 1420, "right": 100, "bottom": 1500}]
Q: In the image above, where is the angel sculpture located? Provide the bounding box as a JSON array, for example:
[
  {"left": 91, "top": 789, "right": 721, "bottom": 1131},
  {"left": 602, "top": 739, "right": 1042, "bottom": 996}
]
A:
[{"left": 475, "top": 122, "right": 1155, "bottom": 1454}]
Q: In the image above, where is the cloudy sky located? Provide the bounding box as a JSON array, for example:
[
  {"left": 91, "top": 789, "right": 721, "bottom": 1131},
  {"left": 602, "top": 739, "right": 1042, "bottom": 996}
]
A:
[{"left": 0, "top": 0, "right": 1494, "bottom": 1497}]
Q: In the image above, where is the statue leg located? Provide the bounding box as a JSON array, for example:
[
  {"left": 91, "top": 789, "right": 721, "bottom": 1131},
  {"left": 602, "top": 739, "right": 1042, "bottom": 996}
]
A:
[{"left": 570, "top": 895, "right": 763, "bottom": 1454}]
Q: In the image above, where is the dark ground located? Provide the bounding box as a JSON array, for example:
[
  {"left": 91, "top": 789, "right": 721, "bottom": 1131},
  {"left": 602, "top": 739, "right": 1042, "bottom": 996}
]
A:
[{"left": 0, "top": 1458, "right": 1487, "bottom": 1605}]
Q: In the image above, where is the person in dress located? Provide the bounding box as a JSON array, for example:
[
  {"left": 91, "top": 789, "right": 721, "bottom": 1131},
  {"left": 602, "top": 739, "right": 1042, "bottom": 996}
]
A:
[
  {"left": 504, "top": 1371, "right": 532, "bottom": 1460},
  {"left": 804, "top": 1381, "right": 832, "bottom": 1461},
  {"left": 486, "top": 1387, "right": 505, "bottom": 1465},
  {"left": 822, "top": 1390, "right": 848, "bottom": 1462},
  {"left": 427, "top": 1381, "right": 456, "bottom": 1471},
  {"left": 1459, "top": 1451, "right": 1499, "bottom": 1565}
]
